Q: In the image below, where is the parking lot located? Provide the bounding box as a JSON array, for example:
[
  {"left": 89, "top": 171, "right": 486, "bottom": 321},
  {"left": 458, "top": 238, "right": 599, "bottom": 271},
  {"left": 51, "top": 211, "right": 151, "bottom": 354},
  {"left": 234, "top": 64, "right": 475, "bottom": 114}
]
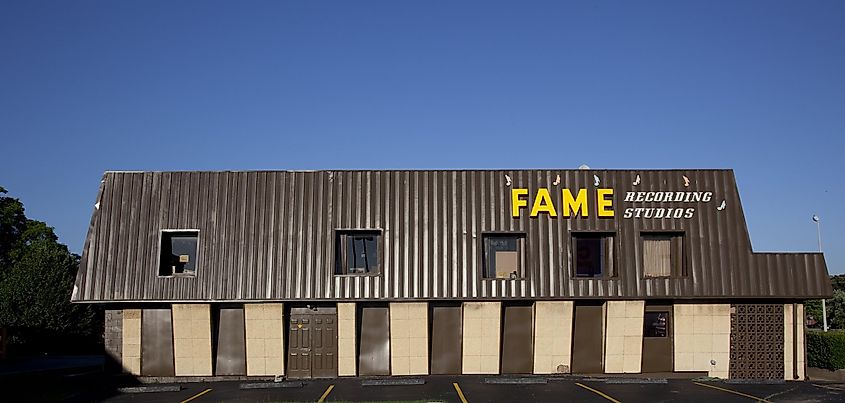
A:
[{"left": 102, "top": 376, "right": 845, "bottom": 403}]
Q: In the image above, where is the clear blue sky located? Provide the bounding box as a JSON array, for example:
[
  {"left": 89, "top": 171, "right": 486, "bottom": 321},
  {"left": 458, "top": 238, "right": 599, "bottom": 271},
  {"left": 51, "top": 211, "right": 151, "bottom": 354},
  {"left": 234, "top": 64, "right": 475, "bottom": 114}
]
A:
[{"left": 1, "top": 1, "right": 843, "bottom": 274}]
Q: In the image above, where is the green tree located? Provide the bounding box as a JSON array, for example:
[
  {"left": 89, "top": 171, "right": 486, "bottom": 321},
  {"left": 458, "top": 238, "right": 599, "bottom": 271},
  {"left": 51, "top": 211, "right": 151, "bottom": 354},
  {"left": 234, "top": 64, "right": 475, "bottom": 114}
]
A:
[
  {"left": 0, "top": 186, "right": 98, "bottom": 354},
  {"left": 807, "top": 274, "right": 845, "bottom": 330}
]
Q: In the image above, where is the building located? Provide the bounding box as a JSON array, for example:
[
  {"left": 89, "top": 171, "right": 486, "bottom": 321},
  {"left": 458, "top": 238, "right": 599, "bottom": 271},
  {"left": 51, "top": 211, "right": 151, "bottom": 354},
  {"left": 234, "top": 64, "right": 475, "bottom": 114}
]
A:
[{"left": 71, "top": 169, "right": 832, "bottom": 381}]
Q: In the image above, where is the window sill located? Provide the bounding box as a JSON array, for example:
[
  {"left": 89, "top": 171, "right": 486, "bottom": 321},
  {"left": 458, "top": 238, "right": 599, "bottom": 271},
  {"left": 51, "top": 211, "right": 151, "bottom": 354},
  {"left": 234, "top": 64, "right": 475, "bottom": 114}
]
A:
[
  {"left": 482, "top": 277, "right": 526, "bottom": 281},
  {"left": 157, "top": 274, "right": 197, "bottom": 279}
]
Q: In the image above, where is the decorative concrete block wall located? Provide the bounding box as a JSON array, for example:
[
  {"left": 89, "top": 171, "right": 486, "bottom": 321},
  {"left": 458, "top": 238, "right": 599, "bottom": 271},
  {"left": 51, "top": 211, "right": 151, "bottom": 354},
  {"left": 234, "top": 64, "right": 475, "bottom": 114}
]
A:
[
  {"left": 172, "top": 304, "right": 213, "bottom": 376},
  {"left": 462, "top": 301, "right": 501, "bottom": 374},
  {"left": 604, "top": 300, "right": 645, "bottom": 373},
  {"left": 244, "top": 303, "right": 285, "bottom": 376},
  {"left": 122, "top": 309, "right": 142, "bottom": 375},
  {"left": 338, "top": 302, "right": 357, "bottom": 376},
  {"left": 674, "top": 304, "right": 731, "bottom": 378},
  {"left": 389, "top": 302, "right": 429, "bottom": 375},
  {"left": 533, "top": 301, "right": 574, "bottom": 374},
  {"left": 784, "top": 304, "right": 806, "bottom": 380}
]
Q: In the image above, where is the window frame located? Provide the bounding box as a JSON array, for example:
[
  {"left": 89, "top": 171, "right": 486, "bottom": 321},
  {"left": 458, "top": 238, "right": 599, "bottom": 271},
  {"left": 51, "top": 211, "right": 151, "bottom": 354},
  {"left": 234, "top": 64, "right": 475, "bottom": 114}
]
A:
[
  {"left": 640, "top": 231, "right": 686, "bottom": 279},
  {"left": 334, "top": 229, "right": 383, "bottom": 277},
  {"left": 571, "top": 231, "right": 616, "bottom": 279},
  {"left": 481, "top": 232, "right": 527, "bottom": 280},
  {"left": 157, "top": 229, "right": 200, "bottom": 278}
]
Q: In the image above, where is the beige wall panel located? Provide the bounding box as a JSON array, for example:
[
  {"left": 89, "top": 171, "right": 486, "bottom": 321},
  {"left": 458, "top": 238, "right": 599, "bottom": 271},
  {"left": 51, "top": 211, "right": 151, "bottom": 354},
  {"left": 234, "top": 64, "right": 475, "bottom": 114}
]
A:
[
  {"left": 462, "top": 302, "right": 501, "bottom": 374},
  {"left": 122, "top": 309, "right": 142, "bottom": 375},
  {"left": 172, "top": 304, "right": 213, "bottom": 376},
  {"left": 674, "top": 304, "right": 731, "bottom": 378},
  {"left": 533, "top": 301, "right": 574, "bottom": 374},
  {"left": 337, "top": 302, "right": 357, "bottom": 376},
  {"left": 390, "top": 302, "right": 429, "bottom": 376},
  {"left": 784, "top": 304, "right": 806, "bottom": 380},
  {"left": 604, "top": 301, "right": 644, "bottom": 373},
  {"left": 244, "top": 303, "right": 284, "bottom": 376}
]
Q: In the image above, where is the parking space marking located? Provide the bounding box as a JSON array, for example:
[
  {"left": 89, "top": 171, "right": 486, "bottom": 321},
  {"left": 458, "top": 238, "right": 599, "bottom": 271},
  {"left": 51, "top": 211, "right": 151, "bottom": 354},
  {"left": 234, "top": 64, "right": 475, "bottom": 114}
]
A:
[
  {"left": 693, "top": 382, "right": 772, "bottom": 403},
  {"left": 814, "top": 383, "right": 845, "bottom": 391},
  {"left": 317, "top": 384, "right": 335, "bottom": 403},
  {"left": 453, "top": 382, "right": 468, "bottom": 403},
  {"left": 575, "top": 382, "right": 622, "bottom": 403},
  {"left": 180, "top": 388, "right": 212, "bottom": 403}
]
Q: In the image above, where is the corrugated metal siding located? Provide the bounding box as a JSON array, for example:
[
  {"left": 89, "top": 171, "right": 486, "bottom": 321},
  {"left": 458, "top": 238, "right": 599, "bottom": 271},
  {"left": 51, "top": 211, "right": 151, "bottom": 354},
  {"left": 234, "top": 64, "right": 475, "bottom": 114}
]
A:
[{"left": 73, "top": 169, "right": 832, "bottom": 302}]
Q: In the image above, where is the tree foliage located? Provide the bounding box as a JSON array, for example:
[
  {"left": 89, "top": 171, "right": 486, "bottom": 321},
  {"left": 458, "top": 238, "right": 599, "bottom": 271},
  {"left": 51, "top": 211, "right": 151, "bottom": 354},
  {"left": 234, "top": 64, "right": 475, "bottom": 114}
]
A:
[
  {"left": 0, "top": 186, "right": 99, "bottom": 354},
  {"left": 807, "top": 274, "right": 845, "bottom": 330}
]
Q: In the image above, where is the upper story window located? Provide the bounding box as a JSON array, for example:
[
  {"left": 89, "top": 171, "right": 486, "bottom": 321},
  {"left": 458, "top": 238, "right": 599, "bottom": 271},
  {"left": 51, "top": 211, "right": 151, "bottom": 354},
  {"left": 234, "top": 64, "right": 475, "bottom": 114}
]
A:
[
  {"left": 159, "top": 230, "right": 199, "bottom": 277},
  {"left": 335, "top": 230, "right": 381, "bottom": 275},
  {"left": 482, "top": 234, "right": 525, "bottom": 279},
  {"left": 642, "top": 233, "right": 685, "bottom": 278},
  {"left": 573, "top": 233, "right": 614, "bottom": 278}
]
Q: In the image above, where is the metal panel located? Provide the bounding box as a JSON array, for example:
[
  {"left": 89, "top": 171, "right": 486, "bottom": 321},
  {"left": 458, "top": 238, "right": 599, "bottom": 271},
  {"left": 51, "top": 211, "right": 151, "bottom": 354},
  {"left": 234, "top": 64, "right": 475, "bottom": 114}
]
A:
[
  {"left": 641, "top": 305, "right": 673, "bottom": 373},
  {"left": 141, "top": 308, "right": 174, "bottom": 376},
  {"left": 572, "top": 304, "right": 603, "bottom": 374},
  {"left": 501, "top": 303, "right": 534, "bottom": 374},
  {"left": 74, "top": 170, "right": 833, "bottom": 303},
  {"left": 215, "top": 307, "right": 246, "bottom": 376},
  {"left": 358, "top": 306, "right": 390, "bottom": 376},
  {"left": 430, "top": 304, "right": 462, "bottom": 374},
  {"left": 730, "top": 304, "right": 784, "bottom": 380}
]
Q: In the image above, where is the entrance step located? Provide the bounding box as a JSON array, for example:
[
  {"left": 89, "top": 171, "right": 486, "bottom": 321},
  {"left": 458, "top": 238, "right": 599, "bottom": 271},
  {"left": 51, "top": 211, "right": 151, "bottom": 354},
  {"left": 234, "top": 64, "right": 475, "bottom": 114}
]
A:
[
  {"left": 484, "top": 377, "right": 548, "bottom": 384},
  {"left": 239, "top": 381, "right": 304, "bottom": 389},
  {"left": 362, "top": 378, "right": 426, "bottom": 386}
]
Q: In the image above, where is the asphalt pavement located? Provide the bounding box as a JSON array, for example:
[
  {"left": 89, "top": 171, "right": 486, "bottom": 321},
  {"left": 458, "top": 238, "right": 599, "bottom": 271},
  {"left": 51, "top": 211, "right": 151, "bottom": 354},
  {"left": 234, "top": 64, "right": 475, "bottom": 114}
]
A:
[{"left": 98, "top": 376, "right": 845, "bottom": 403}]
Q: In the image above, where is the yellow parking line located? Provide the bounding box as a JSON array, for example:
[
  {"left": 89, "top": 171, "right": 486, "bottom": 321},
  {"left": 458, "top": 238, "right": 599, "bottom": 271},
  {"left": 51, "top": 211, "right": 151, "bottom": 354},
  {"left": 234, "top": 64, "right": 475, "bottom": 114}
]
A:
[
  {"left": 575, "top": 382, "right": 622, "bottom": 403},
  {"left": 453, "top": 382, "right": 468, "bottom": 403},
  {"left": 317, "top": 384, "right": 335, "bottom": 403},
  {"left": 180, "top": 388, "right": 212, "bottom": 403},
  {"left": 693, "top": 382, "right": 772, "bottom": 403}
]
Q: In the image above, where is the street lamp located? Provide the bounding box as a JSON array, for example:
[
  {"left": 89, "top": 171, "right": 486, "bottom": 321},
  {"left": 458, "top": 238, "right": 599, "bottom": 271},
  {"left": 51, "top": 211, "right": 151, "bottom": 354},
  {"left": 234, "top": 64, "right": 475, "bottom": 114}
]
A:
[{"left": 814, "top": 214, "right": 828, "bottom": 332}]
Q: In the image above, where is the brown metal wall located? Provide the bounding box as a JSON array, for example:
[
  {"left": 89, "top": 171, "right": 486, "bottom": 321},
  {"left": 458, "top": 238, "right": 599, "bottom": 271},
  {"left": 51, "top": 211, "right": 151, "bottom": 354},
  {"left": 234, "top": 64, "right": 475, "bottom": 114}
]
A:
[
  {"left": 215, "top": 307, "right": 246, "bottom": 376},
  {"left": 74, "top": 170, "right": 832, "bottom": 302},
  {"left": 141, "top": 308, "right": 175, "bottom": 376},
  {"left": 430, "top": 304, "right": 463, "bottom": 374}
]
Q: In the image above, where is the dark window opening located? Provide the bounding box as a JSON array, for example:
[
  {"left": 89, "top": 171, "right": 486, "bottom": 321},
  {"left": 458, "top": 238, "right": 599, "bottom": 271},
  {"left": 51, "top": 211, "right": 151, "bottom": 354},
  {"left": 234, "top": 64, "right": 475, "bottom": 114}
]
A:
[
  {"left": 158, "top": 231, "right": 198, "bottom": 277},
  {"left": 482, "top": 234, "right": 525, "bottom": 279},
  {"left": 642, "top": 233, "right": 685, "bottom": 278},
  {"left": 335, "top": 231, "right": 381, "bottom": 275},
  {"left": 644, "top": 311, "right": 669, "bottom": 337},
  {"left": 573, "top": 233, "right": 614, "bottom": 278}
]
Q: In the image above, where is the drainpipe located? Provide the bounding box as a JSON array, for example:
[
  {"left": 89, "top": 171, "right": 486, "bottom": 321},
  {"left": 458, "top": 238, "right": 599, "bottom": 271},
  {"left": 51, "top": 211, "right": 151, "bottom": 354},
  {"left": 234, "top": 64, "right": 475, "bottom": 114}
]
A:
[{"left": 793, "top": 303, "right": 798, "bottom": 380}]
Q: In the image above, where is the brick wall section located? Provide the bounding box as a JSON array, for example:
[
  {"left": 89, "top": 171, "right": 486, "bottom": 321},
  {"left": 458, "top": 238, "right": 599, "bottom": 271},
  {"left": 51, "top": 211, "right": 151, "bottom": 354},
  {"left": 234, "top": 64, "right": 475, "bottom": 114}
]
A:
[
  {"left": 389, "top": 302, "right": 429, "bottom": 375},
  {"left": 244, "top": 303, "right": 285, "bottom": 376},
  {"left": 172, "top": 304, "right": 213, "bottom": 376},
  {"left": 605, "top": 300, "right": 645, "bottom": 373},
  {"left": 784, "top": 304, "right": 806, "bottom": 380},
  {"left": 104, "top": 310, "right": 123, "bottom": 373},
  {"left": 122, "top": 309, "right": 141, "bottom": 375},
  {"left": 674, "top": 304, "right": 731, "bottom": 378},
  {"left": 462, "top": 302, "right": 501, "bottom": 374},
  {"left": 533, "top": 301, "right": 574, "bottom": 374},
  {"left": 337, "top": 303, "right": 357, "bottom": 376}
]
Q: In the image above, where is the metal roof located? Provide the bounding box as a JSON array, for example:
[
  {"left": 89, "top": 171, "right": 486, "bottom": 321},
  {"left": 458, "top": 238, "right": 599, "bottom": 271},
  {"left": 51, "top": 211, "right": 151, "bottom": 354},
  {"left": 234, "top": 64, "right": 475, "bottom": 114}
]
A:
[{"left": 72, "top": 169, "right": 832, "bottom": 302}]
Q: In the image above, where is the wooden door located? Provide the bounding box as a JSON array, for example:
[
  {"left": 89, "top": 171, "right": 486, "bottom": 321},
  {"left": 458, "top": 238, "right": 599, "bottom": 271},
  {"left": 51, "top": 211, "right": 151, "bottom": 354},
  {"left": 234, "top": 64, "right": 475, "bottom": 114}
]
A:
[
  {"left": 287, "top": 312, "right": 312, "bottom": 379},
  {"left": 311, "top": 310, "right": 338, "bottom": 378}
]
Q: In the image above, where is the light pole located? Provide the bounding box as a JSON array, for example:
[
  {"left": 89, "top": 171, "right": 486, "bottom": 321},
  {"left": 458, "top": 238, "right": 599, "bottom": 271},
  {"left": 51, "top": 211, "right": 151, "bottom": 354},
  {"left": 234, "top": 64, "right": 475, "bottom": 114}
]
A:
[{"left": 814, "top": 214, "right": 828, "bottom": 332}]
